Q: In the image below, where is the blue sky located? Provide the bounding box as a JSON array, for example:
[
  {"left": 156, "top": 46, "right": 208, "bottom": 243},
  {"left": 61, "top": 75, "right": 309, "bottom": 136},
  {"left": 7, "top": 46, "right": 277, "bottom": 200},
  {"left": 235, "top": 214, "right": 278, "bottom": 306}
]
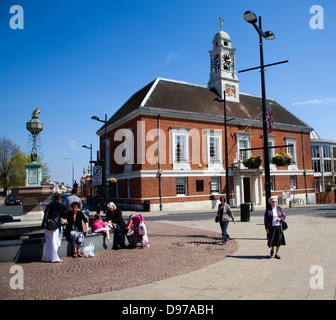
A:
[{"left": 0, "top": 0, "right": 335, "bottom": 187}]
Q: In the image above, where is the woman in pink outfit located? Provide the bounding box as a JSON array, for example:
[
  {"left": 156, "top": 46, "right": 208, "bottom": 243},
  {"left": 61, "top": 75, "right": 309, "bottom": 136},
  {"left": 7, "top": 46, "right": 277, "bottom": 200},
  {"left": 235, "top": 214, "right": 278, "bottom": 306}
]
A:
[{"left": 91, "top": 213, "right": 112, "bottom": 240}]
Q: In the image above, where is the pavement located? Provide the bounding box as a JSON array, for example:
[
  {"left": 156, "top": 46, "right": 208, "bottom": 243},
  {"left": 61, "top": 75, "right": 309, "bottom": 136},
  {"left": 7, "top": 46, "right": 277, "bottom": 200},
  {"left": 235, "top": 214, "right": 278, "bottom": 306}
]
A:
[{"left": 0, "top": 204, "right": 336, "bottom": 300}]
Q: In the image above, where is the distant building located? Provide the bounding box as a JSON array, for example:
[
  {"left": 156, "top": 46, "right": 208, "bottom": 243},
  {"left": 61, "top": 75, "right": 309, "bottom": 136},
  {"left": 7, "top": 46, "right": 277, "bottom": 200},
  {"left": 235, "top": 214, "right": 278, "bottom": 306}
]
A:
[
  {"left": 310, "top": 130, "right": 336, "bottom": 192},
  {"left": 94, "top": 27, "right": 316, "bottom": 211},
  {"left": 48, "top": 181, "right": 71, "bottom": 194}
]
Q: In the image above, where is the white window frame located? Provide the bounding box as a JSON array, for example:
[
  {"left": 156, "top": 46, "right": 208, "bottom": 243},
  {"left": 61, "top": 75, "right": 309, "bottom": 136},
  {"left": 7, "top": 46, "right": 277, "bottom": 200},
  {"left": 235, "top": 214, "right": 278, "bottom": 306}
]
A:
[
  {"left": 171, "top": 127, "right": 190, "bottom": 170},
  {"left": 209, "top": 136, "right": 221, "bottom": 162},
  {"left": 235, "top": 132, "right": 252, "bottom": 163},
  {"left": 176, "top": 177, "right": 187, "bottom": 196},
  {"left": 204, "top": 129, "right": 223, "bottom": 170},
  {"left": 290, "top": 175, "right": 297, "bottom": 190},
  {"left": 211, "top": 176, "right": 220, "bottom": 194},
  {"left": 286, "top": 137, "right": 297, "bottom": 165}
]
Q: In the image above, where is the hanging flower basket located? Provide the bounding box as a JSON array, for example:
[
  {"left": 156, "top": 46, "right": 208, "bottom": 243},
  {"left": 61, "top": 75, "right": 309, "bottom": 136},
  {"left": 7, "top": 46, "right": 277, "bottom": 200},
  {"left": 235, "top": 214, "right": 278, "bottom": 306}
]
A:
[
  {"left": 272, "top": 152, "right": 292, "bottom": 166},
  {"left": 243, "top": 156, "right": 263, "bottom": 169},
  {"left": 107, "top": 177, "right": 117, "bottom": 184}
]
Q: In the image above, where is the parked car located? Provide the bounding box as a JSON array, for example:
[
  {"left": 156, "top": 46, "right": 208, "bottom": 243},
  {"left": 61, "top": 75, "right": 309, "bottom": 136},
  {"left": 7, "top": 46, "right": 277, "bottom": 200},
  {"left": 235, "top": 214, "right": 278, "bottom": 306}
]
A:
[{"left": 5, "top": 195, "right": 22, "bottom": 206}]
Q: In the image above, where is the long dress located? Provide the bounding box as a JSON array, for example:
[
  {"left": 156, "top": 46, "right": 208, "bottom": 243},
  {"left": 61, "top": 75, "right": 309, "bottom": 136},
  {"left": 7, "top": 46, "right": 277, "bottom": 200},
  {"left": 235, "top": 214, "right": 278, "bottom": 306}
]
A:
[
  {"left": 43, "top": 201, "right": 66, "bottom": 262},
  {"left": 44, "top": 228, "right": 62, "bottom": 262}
]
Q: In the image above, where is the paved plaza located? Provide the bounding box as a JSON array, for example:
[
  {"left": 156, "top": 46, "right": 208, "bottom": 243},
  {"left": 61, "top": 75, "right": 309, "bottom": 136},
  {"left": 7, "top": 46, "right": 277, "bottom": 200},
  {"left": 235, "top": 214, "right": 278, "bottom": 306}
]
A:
[{"left": 0, "top": 204, "right": 335, "bottom": 300}]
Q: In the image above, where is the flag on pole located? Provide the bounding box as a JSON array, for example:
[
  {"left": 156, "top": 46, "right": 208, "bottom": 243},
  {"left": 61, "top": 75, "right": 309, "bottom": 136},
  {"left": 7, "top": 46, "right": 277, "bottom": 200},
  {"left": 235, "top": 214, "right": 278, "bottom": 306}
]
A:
[{"left": 266, "top": 106, "right": 274, "bottom": 133}]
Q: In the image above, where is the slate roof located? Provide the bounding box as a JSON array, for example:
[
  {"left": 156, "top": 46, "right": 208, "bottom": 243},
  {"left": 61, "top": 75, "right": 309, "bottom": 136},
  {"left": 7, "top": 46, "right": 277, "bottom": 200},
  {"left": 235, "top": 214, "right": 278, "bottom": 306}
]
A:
[{"left": 102, "top": 77, "right": 312, "bottom": 133}]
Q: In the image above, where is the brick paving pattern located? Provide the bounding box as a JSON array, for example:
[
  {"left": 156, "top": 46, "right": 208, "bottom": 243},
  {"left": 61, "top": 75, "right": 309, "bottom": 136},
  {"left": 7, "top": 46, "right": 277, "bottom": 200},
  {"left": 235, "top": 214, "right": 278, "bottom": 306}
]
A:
[{"left": 0, "top": 221, "right": 238, "bottom": 300}]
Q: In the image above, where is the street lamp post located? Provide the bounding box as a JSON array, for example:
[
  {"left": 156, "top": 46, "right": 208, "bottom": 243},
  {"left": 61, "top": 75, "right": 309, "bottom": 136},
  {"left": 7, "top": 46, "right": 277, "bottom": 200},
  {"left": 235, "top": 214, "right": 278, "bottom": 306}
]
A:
[
  {"left": 91, "top": 114, "right": 108, "bottom": 213},
  {"left": 82, "top": 144, "right": 93, "bottom": 206},
  {"left": 243, "top": 11, "right": 275, "bottom": 208},
  {"left": 214, "top": 95, "right": 235, "bottom": 204}
]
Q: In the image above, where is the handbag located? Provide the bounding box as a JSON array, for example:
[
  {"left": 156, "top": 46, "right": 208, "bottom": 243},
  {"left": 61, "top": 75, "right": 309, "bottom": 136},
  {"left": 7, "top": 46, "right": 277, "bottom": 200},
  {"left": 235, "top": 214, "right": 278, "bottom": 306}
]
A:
[
  {"left": 215, "top": 214, "right": 220, "bottom": 223},
  {"left": 282, "top": 220, "right": 288, "bottom": 231},
  {"left": 44, "top": 218, "right": 58, "bottom": 231},
  {"left": 41, "top": 203, "right": 58, "bottom": 231}
]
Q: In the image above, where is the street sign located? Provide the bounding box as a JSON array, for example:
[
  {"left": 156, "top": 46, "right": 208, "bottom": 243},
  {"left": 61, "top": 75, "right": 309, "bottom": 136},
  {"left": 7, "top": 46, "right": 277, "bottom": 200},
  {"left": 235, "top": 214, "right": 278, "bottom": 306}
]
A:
[{"left": 92, "top": 166, "right": 102, "bottom": 186}]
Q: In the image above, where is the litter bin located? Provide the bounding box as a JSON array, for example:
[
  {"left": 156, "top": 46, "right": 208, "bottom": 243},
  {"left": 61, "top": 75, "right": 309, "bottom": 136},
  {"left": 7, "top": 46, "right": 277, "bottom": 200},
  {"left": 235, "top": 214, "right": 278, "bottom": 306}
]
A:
[
  {"left": 144, "top": 200, "right": 150, "bottom": 212},
  {"left": 240, "top": 203, "right": 250, "bottom": 222}
]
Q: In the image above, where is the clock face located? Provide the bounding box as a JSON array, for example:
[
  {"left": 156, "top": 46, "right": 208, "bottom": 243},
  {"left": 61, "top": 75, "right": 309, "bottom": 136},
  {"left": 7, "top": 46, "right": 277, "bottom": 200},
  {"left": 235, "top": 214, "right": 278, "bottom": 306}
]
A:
[
  {"left": 226, "top": 84, "right": 236, "bottom": 97},
  {"left": 223, "top": 54, "right": 232, "bottom": 69}
]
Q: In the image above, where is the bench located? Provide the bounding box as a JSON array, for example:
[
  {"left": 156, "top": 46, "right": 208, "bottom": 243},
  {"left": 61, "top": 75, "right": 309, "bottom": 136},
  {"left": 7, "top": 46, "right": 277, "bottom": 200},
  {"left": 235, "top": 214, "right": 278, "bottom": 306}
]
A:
[{"left": 0, "top": 229, "right": 116, "bottom": 263}]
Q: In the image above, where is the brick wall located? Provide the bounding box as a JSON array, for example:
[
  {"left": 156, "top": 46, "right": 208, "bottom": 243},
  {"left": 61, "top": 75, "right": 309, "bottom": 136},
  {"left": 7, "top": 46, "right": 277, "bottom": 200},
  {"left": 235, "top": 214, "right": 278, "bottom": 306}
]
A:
[{"left": 100, "top": 114, "right": 314, "bottom": 207}]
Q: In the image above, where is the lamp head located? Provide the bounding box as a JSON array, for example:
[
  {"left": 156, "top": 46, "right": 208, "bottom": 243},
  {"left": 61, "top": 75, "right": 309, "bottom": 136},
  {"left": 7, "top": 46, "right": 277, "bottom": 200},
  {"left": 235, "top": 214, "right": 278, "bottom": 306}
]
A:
[
  {"left": 263, "top": 31, "right": 275, "bottom": 40},
  {"left": 91, "top": 116, "right": 100, "bottom": 121},
  {"left": 244, "top": 11, "right": 258, "bottom": 24}
]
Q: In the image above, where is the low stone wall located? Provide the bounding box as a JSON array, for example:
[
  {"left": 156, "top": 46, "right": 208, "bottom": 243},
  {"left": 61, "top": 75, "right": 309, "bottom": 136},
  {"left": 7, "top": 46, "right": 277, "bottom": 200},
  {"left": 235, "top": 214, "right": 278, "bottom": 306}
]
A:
[{"left": 0, "top": 231, "right": 113, "bottom": 263}]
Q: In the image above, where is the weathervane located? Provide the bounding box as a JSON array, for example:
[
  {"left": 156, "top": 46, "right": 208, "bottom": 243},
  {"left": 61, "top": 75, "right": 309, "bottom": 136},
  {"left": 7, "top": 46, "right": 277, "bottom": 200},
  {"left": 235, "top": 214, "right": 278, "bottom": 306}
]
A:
[{"left": 219, "top": 17, "right": 224, "bottom": 31}]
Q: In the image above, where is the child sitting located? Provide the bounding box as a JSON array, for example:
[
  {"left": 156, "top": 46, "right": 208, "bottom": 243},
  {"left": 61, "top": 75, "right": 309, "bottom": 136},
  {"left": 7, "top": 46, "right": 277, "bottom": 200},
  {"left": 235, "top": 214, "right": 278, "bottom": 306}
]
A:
[{"left": 91, "top": 213, "right": 112, "bottom": 240}]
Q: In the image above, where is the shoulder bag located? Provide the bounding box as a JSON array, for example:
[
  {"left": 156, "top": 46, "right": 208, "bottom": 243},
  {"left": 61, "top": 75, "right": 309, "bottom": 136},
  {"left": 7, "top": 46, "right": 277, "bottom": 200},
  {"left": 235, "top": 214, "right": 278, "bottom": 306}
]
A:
[
  {"left": 41, "top": 203, "right": 59, "bottom": 231},
  {"left": 282, "top": 220, "right": 288, "bottom": 231}
]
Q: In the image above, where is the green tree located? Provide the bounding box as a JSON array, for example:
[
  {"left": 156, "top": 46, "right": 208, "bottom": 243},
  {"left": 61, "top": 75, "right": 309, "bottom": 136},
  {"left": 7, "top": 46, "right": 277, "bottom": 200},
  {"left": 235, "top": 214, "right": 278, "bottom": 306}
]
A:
[{"left": 0, "top": 138, "right": 29, "bottom": 194}]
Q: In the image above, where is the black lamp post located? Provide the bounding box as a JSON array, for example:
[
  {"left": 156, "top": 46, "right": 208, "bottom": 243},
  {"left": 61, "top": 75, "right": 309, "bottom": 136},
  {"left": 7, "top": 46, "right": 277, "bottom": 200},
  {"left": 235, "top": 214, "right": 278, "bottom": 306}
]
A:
[
  {"left": 244, "top": 10, "right": 275, "bottom": 208},
  {"left": 214, "top": 95, "right": 235, "bottom": 205},
  {"left": 82, "top": 144, "right": 93, "bottom": 206},
  {"left": 91, "top": 114, "right": 108, "bottom": 212}
]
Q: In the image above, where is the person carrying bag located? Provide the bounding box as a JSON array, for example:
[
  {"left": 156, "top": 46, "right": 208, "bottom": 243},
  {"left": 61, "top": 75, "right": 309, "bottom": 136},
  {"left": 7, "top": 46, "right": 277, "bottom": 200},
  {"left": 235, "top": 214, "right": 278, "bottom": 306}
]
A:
[
  {"left": 216, "top": 197, "right": 235, "bottom": 246},
  {"left": 42, "top": 193, "right": 67, "bottom": 263}
]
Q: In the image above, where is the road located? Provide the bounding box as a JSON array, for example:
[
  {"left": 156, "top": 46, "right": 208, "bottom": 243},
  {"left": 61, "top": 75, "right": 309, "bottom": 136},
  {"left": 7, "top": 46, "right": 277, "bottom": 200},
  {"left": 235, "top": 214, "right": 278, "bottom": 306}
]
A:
[
  {"left": 143, "top": 204, "right": 336, "bottom": 221},
  {"left": 1, "top": 202, "right": 336, "bottom": 221},
  {"left": 0, "top": 204, "right": 23, "bottom": 217}
]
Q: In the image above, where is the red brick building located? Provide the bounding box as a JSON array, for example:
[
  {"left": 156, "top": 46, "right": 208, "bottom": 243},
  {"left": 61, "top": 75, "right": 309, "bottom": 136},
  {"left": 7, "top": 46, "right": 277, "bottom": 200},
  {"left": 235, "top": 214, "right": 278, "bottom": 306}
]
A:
[{"left": 94, "top": 29, "right": 315, "bottom": 211}]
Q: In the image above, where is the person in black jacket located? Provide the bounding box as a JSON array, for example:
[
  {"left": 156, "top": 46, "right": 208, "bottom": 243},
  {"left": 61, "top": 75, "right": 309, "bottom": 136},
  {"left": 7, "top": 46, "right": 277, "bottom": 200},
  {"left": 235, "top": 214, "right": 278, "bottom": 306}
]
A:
[
  {"left": 43, "top": 193, "right": 67, "bottom": 263},
  {"left": 106, "top": 202, "right": 127, "bottom": 249},
  {"left": 64, "top": 201, "right": 88, "bottom": 257}
]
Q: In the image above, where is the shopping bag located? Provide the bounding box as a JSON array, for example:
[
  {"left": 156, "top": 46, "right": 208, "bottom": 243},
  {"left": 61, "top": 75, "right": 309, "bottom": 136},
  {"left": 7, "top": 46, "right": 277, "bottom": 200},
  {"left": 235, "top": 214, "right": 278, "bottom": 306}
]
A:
[
  {"left": 143, "top": 234, "right": 150, "bottom": 247},
  {"left": 83, "top": 241, "right": 95, "bottom": 258},
  {"left": 139, "top": 221, "right": 147, "bottom": 235}
]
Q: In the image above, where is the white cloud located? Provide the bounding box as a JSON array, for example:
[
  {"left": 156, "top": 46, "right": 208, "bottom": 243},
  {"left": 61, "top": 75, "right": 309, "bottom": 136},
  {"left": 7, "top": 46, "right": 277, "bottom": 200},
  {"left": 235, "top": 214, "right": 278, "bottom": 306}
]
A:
[
  {"left": 165, "top": 52, "right": 178, "bottom": 65},
  {"left": 68, "top": 140, "right": 78, "bottom": 150},
  {"left": 292, "top": 98, "right": 336, "bottom": 106}
]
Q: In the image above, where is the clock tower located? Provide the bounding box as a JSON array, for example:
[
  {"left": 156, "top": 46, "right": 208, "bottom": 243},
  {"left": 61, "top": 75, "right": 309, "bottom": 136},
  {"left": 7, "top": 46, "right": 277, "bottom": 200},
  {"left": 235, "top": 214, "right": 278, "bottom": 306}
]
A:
[{"left": 208, "top": 20, "right": 239, "bottom": 102}]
